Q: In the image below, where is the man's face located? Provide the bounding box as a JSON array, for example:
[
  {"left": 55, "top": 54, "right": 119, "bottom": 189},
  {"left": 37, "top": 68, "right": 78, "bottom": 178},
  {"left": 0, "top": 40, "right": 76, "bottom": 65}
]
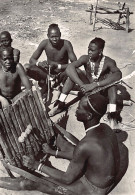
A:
[
  {"left": 75, "top": 97, "right": 89, "bottom": 122},
  {"left": 48, "top": 28, "right": 61, "bottom": 47},
  {"left": 1, "top": 50, "right": 14, "bottom": 71},
  {"left": 0, "top": 34, "right": 11, "bottom": 47},
  {"left": 88, "top": 43, "right": 101, "bottom": 61}
]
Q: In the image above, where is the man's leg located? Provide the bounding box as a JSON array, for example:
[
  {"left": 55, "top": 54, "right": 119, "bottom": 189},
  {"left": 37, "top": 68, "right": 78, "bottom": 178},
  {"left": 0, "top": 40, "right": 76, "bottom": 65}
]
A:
[
  {"left": 0, "top": 176, "right": 79, "bottom": 195},
  {"left": 49, "top": 77, "right": 75, "bottom": 116},
  {"left": 49, "top": 69, "right": 87, "bottom": 117},
  {"left": 24, "top": 63, "right": 48, "bottom": 81},
  {"left": 107, "top": 86, "right": 122, "bottom": 131}
]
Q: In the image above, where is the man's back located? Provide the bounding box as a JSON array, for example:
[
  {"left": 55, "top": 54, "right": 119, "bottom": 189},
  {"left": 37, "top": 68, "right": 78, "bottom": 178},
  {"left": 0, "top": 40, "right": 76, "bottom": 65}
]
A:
[{"left": 80, "top": 123, "right": 120, "bottom": 188}]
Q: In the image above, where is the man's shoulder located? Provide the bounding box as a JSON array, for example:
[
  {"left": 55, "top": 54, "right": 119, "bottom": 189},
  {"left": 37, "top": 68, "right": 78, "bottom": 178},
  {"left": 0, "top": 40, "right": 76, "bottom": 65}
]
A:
[
  {"left": 63, "top": 39, "right": 73, "bottom": 47},
  {"left": 78, "top": 135, "right": 94, "bottom": 149},
  {"left": 16, "top": 63, "right": 23, "bottom": 69},
  {"left": 39, "top": 39, "right": 48, "bottom": 47},
  {"left": 104, "top": 56, "right": 116, "bottom": 64}
]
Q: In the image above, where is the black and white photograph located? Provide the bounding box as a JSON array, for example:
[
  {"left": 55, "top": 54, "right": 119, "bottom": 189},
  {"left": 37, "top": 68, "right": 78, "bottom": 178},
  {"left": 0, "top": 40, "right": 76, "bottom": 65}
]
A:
[{"left": 0, "top": 0, "right": 134, "bottom": 194}]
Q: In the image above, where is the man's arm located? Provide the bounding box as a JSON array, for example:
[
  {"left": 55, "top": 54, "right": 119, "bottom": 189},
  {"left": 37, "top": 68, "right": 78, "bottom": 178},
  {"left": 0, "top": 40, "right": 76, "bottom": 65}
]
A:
[
  {"left": 50, "top": 41, "right": 77, "bottom": 72},
  {"left": 81, "top": 59, "right": 122, "bottom": 94},
  {"left": 29, "top": 40, "right": 46, "bottom": 66},
  {"left": 66, "top": 55, "right": 87, "bottom": 86},
  {"left": 98, "top": 60, "right": 122, "bottom": 87},
  {"left": 17, "top": 64, "right": 32, "bottom": 90},
  {"left": 60, "top": 41, "right": 77, "bottom": 70},
  {"left": 23, "top": 142, "right": 89, "bottom": 184},
  {"left": 0, "top": 95, "right": 10, "bottom": 108},
  {"left": 42, "top": 143, "right": 74, "bottom": 160}
]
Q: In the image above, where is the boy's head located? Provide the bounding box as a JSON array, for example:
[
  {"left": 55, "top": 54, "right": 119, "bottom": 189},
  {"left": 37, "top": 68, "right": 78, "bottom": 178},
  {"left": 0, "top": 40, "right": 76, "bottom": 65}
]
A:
[
  {"left": 88, "top": 37, "right": 105, "bottom": 61},
  {"left": 47, "top": 24, "right": 61, "bottom": 47},
  {"left": 0, "top": 31, "right": 12, "bottom": 47},
  {"left": 76, "top": 94, "right": 108, "bottom": 122},
  {"left": 0, "top": 47, "right": 14, "bottom": 71}
]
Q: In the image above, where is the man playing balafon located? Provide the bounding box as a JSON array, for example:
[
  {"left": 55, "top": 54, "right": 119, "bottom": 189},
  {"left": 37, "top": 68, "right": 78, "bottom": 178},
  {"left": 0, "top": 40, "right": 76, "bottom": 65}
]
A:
[{"left": 0, "top": 94, "right": 124, "bottom": 195}]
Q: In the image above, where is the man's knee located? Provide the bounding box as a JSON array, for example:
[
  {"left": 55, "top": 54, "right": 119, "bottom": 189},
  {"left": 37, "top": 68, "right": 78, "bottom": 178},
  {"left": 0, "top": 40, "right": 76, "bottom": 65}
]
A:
[
  {"left": 24, "top": 63, "right": 31, "bottom": 73},
  {"left": 20, "top": 179, "right": 36, "bottom": 191}
]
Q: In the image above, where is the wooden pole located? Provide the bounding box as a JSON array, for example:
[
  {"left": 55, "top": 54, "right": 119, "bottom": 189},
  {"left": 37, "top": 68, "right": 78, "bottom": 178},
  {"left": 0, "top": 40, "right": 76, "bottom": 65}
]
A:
[
  {"left": 93, "top": 0, "right": 98, "bottom": 31},
  {"left": 126, "top": 7, "right": 130, "bottom": 32}
]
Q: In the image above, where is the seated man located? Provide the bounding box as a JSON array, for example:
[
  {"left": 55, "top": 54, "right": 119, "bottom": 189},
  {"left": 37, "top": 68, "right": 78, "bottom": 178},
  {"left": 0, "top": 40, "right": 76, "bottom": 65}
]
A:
[
  {"left": 0, "top": 31, "right": 20, "bottom": 64},
  {"left": 25, "top": 23, "right": 77, "bottom": 94},
  {"left": 50, "top": 37, "right": 122, "bottom": 130},
  {"left": 0, "top": 47, "right": 31, "bottom": 108},
  {"left": 0, "top": 94, "right": 125, "bottom": 195}
]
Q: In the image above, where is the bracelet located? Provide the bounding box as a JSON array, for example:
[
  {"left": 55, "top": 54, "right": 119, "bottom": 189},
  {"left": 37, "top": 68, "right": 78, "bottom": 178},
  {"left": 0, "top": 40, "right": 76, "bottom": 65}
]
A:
[
  {"left": 37, "top": 163, "right": 43, "bottom": 172},
  {"left": 57, "top": 64, "right": 62, "bottom": 69},
  {"left": 55, "top": 149, "right": 59, "bottom": 158},
  {"left": 96, "top": 82, "right": 100, "bottom": 87},
  {"left": 36, "top": 61, "right": 39, "bottom": 66}
]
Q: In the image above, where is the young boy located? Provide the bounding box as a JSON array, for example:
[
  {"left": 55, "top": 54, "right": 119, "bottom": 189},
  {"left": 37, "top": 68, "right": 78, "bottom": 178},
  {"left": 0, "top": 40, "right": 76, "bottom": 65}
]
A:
[
  {"left": 0, "top": 31, "right": 20, "bottom": 64},
  {"left": 25, "top": 23, "right": 77, "bottom": 93},
  {"left": 0, "top": 47, "right": 31, "bottom": 108}
]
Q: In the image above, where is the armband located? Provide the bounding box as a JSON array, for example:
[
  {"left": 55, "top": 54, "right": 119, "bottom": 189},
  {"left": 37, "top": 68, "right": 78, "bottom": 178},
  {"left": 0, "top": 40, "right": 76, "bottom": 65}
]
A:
[
  {"left": 55, "top": 148, "right": 59, "bottom": 158},
  {"left": 37, "top": 163, "right": 44, "bottom": 172},
  {"left": 57, "top": 64, "right": 62, "bottom": 69},
  {"left": 107, "top": 104, "right": 116, "bottom": 113},
  {"left": 96, "top": 82, "right": 100, "bottom": 87},
  {"left": 36, "top": 61, "right": 39, "bottom": 66}
]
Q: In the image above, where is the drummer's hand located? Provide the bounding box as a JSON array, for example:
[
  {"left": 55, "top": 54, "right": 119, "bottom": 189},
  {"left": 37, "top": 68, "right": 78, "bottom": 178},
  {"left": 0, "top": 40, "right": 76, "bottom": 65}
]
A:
[
  {"left": 0, "top": 96, "right": 10, "bottom": 108},
  {"left": 42, "top": 143, "right": 53, "bottom": 155},
  {"left": 23, "top": 155, "right": 38, "bottom": 170}
]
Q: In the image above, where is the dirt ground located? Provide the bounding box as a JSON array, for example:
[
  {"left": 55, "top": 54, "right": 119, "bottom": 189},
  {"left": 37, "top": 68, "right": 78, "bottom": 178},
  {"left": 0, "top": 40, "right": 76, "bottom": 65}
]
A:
[{"left": 0, "top": 0, "right": 135, "bottom": 194}]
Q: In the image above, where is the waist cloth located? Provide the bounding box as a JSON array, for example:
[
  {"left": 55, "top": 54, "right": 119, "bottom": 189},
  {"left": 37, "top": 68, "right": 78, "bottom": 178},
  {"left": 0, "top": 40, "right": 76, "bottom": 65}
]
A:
[{"left": 80, "top": 175, "right": 114, "bottom": 195}]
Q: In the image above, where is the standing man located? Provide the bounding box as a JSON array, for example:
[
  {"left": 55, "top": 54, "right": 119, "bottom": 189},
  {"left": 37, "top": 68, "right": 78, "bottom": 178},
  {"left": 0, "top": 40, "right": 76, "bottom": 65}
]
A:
[
  {"left": 50, "top": 37, "right": 122, "bottom": 130},
  {"left": 0, "top": 94, "right": 126, "bottom": 194},
  {"left": 25, "top": 23, "right": 77, "bottom": 92}
]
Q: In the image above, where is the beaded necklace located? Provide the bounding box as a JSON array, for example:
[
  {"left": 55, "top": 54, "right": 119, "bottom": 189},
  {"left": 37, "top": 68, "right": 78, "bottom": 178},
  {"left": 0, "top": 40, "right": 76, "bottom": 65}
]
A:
[{"left": 89, "top": 56, "right": 105, "bottom": 81}]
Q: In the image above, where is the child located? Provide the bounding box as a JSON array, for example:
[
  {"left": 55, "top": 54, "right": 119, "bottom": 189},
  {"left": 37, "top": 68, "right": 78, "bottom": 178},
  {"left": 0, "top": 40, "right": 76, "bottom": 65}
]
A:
[
  {"left": 0, "top": 31, "right": 20, "bottom": 64},
  {"left": 0, "top": 47, "right": 31, "bottom": 108}
]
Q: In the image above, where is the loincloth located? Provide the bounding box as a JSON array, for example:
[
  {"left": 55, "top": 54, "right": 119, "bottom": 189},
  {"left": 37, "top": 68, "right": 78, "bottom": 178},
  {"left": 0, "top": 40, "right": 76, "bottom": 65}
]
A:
[{"left": 80, "top": 175, "right": 113, "bottom": 195}]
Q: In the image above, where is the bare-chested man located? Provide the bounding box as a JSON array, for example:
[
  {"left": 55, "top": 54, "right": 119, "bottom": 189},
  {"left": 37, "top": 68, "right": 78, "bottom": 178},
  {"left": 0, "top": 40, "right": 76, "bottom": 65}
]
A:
[
  {"left": 50, "top": 37, "right": 122, "bottom": 129},
  {"left": 0, "top": 47, "right": 31, "bottom": 108},
  {"left": 0, "top": 94, "right": 123, "bottom": 195},
  {"left": 0, "top": 31, "right": 20, "bottom": 64},
  {"left": 25, "top": 23, "right": 77, "bottom": 92}
]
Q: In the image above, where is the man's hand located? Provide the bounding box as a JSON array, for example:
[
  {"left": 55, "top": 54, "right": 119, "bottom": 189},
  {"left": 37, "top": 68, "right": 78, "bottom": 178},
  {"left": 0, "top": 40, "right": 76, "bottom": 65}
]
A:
[
  {"left": 80, "top": 83, "right": 98, "bottom": 94},
  {"left": 23, "top": 155, "right": 39, "bottom": 170},
  {"left": 0, "top": 96, "right": 10, "bottom": 108},
  {"left": 42, "top": 143, "right": 54, "bottom": 155},
  {"left": 50, "top": 64, "right": 58, "bottom": 71},
  {"left": 50, "top": 64, "right": 61, "bottom": 74},
  {"left": 38, "top": 61, "right": 48, "bottom": 69}
]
